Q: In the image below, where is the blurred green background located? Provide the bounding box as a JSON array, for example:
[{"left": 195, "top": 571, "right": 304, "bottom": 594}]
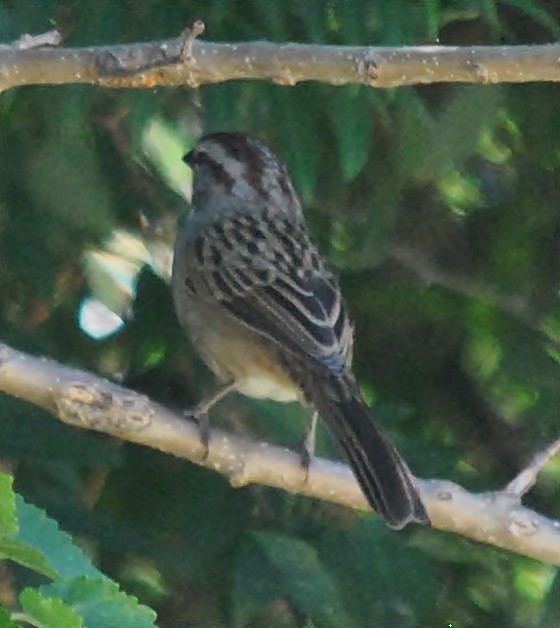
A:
[{"left": 2, "top": 1, "right": 560, "bottom": 626}]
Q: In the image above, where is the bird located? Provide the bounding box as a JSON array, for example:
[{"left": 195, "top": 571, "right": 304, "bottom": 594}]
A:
[{"left": 171, "top": 131, "right": 429, "bottom": 529}]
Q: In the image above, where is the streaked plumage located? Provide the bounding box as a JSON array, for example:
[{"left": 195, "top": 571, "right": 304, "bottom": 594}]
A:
[{"left": 172, "top": 132, "right": 429, "bottom": 528}]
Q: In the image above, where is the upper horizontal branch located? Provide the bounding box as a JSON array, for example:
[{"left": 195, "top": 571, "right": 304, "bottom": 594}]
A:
[{"left": 0, "top": 27, "right": 559, "bottom": 93}]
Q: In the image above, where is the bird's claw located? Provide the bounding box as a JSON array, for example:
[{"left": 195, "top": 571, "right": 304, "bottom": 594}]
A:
[
  {"left": 298, "top": 433, "right": 314, "bottom": 485},
  {"left": 186, "top": 408, "right": 211, "bottom": 460}
]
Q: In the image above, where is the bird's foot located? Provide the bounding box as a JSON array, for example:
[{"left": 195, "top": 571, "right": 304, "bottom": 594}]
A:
[
  {"left": 184, "top": 383, "right": 237, "bottom": 461},
  {"left": 298, "top": 411, "right": 318, "bottom": 484},
  {"left": 298, "top": 429, "right": 315, "bottom": 485},
  {"left": 185, "top": 407, "right": 211, "bottom": 460}
]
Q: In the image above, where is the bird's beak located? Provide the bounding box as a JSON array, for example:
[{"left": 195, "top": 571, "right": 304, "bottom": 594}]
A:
[{"left": 182, "top": 151, "right": 195, "bottom": 167}]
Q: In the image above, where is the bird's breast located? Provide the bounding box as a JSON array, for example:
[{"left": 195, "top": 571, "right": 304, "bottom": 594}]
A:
[
  {"left": 177, "top": 295, "right": 300, "bottom": 403},
  {"left": 235, "top": 369, "right": 300, "bottom": 402}
]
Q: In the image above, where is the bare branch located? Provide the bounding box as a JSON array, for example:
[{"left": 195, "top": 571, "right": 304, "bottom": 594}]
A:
[
  {"left": 505, "top": 436, "right": 560, "bottom": 498},
  {"left": 392, "top": 244, "right": 534, "bottom": 323},
  {"left": 391, "top": 244, "right": 560, "bottom": 355},
  {"left": 7, "top": 29, "right": 62, "bottom": 50},
  {"left": 0, "top": 27, "right": 560, "bottom": 93},
  {"left": 1, "top": 341, "right": 560, "bottom": 564}
]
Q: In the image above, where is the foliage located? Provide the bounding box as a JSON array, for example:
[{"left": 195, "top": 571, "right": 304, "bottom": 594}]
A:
[
  {"left": 0, "top": 471, "right": 157, "bottom": 627},
  {"left": 1, "top": 1, "right": 560, "bottom": 626}
]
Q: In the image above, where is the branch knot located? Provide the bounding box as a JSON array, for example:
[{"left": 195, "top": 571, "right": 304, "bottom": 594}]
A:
[{"left": 56, "top": 383, "right": 152, "bottom": 431}]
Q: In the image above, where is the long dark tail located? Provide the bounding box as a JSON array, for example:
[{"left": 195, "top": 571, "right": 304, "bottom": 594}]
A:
[{"left": 303, "top": 373, "right": 429, "bottom": 529}]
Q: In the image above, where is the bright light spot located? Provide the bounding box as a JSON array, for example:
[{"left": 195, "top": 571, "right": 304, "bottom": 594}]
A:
[{"left": 79, "top": 297, "right": 125, "bottom": 339}]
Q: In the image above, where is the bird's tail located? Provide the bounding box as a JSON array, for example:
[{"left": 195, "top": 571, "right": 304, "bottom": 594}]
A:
[{"left": 302, "top": 373, "right": 429, "bottom": 529}]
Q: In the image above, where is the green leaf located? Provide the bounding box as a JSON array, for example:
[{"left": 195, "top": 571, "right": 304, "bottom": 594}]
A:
[
  {"left": 0, "top": 472, "right": 17, "bottom": 537},
  {"left": 252, "top": 1, "right": 288, "bottom": 40},
  {"left": 396, "top": 90, "right": 435, "bottom": 181},
  {"left": 316, "top": 518, "right": 438, "bottom": 626},
  {"left": 20, "top": 588, "right": 83, "bottom": 628},
  {"left": 431, "top": 86, "right": 503, "bottom": 173},
  {"left": 398, "top": 86, "right": 503, "bottom": 182},
  {"left": 0, "top": 605, "right": 18, "bottom": 628},
  {"left": 0, "top": 397, "right": 121, "bottom": 466},
  {"left": 539, "top": 568, "right": 560, "bottom": 627},
  {"left": 376, "top": 0, "right": 405, "bottom": 44},
  {"left": 500, "top": 0, "right": 560, "bottom": 37},
  {"left": 476, "top": 0, "right": 502, "bottom": 33},
  {"left": 424, "top": 0, "right": 444, "bottom": 39},
  {"left": 233, "top": 532, "right": 351, "bottom": 628},
  {"left": 299, "top": 3, "right": 330, "bottom": 42},
  {"left": 15, "top": 495, "right": 103, "bottom": 580},
  {"left": 41, "top": 577, "right": 157, "bottom": 628},
  {"left": 271, "top": 87, "right": 321, "bottom": 201},
  {"left": 0, "top": 537, "right": 58, "bottom": 580},
  {"left": 328, "top": 87, "right": 373, "bottom": 182}
]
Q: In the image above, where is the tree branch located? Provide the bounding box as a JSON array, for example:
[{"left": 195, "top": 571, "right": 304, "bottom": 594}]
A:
[
  {"left": 391, "top": 244, "right": 560, "bottom": 354},
  {"left": 1, "top": 26, "right": 560, "bottom": 93},
  {"left": 1, "top": 341, "right": 559, "bottom": 564}
]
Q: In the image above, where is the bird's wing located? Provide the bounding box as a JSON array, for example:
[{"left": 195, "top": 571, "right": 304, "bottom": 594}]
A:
[{"left": 184, "top": 210, "right": 353, "bottom": 376}]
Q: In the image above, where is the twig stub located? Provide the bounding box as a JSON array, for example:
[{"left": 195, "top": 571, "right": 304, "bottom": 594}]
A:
[
  {"left": 14, "top": 30, "right": 62, "bottom": 50},
  {"left": 180, "top": 20, "right": 206, "bottom": 63}
]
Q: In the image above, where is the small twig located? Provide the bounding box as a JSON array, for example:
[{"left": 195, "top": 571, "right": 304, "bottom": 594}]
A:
[
  {"left": 391, "top": 244, "right": 560, "bottom": 357},
  {"left": 505, "top": 436, "right": 560, "bottom": 498},
  {"left": 392, "top": 244, "right": 533, "bottom": 322},
  {"left": 13, "top": 30, "right": 62, "bottom": 50},
  {"left": 180, "top": 20, "right": 205, "bottom": 63}
]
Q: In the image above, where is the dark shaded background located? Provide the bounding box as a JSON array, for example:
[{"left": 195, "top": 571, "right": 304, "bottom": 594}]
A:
[{"left": 2, "top": 1, "right": 560, "bottom": 625}]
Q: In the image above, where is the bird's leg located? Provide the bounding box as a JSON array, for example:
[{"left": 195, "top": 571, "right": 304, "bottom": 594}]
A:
[
  {"left": 299, "top": 410, "right": 319, "bottom": 481},
  {"left": 186, "top": 381, "right": 237, "bottom": 458}
]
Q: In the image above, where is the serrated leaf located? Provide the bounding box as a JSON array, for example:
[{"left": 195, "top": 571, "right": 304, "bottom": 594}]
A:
[
  {"left": 233, "top": 532, "right": 350, "bottom": 628},
  {"left": 0, "top": 472, "right": 17, "bottom": 537},
  {"left": 15, "top": 495, "right": 103, "bottom": 580},
  {"left": 41, "top": 577, "right": 157, "bottom": 628},
  {"left": 20, "top": 588, "right": 83, "bottom": 628},
  {"left": 0, "top": 537, "right": 58, "bottom": 579}
]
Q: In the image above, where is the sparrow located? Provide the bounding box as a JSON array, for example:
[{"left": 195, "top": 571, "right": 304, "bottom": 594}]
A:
[{"left": 171, "top": 131, "right": 429, "bottom": 528}]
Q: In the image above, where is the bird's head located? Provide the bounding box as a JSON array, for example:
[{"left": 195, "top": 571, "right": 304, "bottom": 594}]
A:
[{"left": 183, "top": 132, "right": 302, "bottom": 220}]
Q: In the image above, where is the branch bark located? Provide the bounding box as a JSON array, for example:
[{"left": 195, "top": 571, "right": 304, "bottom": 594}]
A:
[
  {"left": 1, "top": 27, "right": 560, "bottom": 93},
  {"left": 1, "top": 341, "right": 559, "bottom": 565}
]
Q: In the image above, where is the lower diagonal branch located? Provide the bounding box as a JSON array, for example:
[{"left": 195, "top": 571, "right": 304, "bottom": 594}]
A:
[{"left": 0, "top": 341, "right": 559, "bottom": 564}]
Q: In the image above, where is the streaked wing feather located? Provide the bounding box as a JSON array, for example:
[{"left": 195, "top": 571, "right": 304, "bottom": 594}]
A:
[{"left": 189, "top": 213, "right": 351, "bottom": 375}]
